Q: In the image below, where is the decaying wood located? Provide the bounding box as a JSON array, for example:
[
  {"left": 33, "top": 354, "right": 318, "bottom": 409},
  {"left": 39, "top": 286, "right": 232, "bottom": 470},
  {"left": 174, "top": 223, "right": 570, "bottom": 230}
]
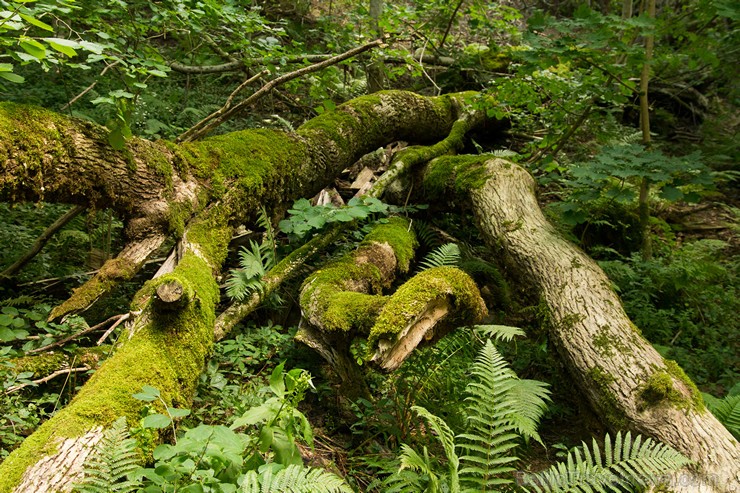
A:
[{"left": 0, "top": 90, "right": 474, "bottom": 492}]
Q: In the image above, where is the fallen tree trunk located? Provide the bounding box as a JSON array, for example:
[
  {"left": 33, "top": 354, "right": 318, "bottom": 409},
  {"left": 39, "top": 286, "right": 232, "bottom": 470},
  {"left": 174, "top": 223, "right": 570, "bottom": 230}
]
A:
[
  {"left": 0, "top": 91, "right": 475, "bottom": 492},
  {"left": 423, "top": 156, "right": 739, "bottom": 493}
]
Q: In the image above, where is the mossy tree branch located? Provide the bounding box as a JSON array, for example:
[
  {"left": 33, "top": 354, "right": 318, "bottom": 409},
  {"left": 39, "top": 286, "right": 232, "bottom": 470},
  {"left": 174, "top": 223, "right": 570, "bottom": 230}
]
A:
[
  {"left": 0, "top": 90, "right": 481, "bottom": 493},
  {"left": 421, "top": 156, "right": 740, "bottom": 493}
]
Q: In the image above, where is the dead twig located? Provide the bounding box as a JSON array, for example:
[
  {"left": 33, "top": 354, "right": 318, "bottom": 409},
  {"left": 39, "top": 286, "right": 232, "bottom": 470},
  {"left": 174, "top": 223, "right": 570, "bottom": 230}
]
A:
[
  {"left": 1, "top": 205, "right": 86, "bottom": 279},
  {"left": 177, "top": 39, "right": 384, "bottom": 143},
  {"left": 27, "top": 313, "right": 128, "bottom": 355},
  {"left": 5, "top": 366, "right": 91, "bottom": 394}
]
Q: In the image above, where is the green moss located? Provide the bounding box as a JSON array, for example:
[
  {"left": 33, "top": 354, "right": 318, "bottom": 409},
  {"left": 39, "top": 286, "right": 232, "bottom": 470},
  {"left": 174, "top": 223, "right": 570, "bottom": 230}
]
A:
[
  {"left": 301, "top": 258, "right": 385, "bottom": 326},
  {"left": 362, "top": 216, "right": 417, "bottom": 273},
  {"left": 0, "top": 253, "right": 218, "bottom": 491},
  {"left": 423, "top": 155, "right": 491, "bottom": 198},
  {"left": 49, "top": 257, "right": 137, "bottom": 321},
  {"left": 322, "top": 292, "right": 387, "bottom": 333},
  {"left": 640, "top": 371, "right": 678, "bottom": 405},
  {"left": 639, "top": 361, "right": 703, "bottom": 412},
  {"left": 368, "top": 266, "right": 486, "bottom": 352},
  {"left": 587, "top": 366, "right": 629, "bottom": 429},
  {"left": 184, "top": 204, "right": 233, "bottom": 268},
  {"left": 0, "top": 103, "right": 89, "bottom": 202},
  {"left": 10, "top": 352, "right": 67, "bottom": 377},
  {"left": 592, "top": 325, "right": 633, "bottom": 357},
  {"left": 650, "top": 360, "right": 704, "bottom": 411},
  {"left": 136, "top": 139, "right": 174, "bottom": 192}
]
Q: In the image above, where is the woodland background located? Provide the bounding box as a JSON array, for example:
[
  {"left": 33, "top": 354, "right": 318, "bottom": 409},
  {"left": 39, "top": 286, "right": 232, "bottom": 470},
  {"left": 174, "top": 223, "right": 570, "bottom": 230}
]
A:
[{"left": 0, "top": 0, "right": 737, "bottom": 491}]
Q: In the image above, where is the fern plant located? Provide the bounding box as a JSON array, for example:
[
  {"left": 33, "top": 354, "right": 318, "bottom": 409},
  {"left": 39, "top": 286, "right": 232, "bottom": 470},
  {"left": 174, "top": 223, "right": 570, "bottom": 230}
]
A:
[
  {"left": 416, "top": 243, "right": 461, "bottom": 272},
  {"left": 74, "top": 417, "right": 142, "bottom": 493},
  {"left": 241, "top": 463, "right": 352, "bottom": 493},
  {"left": 702, "top": 385, "right": 740, "bottom": 440},
  {"left": 226, "top": 207, "right": 279, "bottom": 301},
  {"left": 385, "top": 333, "right": 690, "bottom": 493},
  {"left": 385, "top": 337, "right": 550, "bottom": 493},
  {"left": 523, "top": 431, "right": 692, "bottom": 493},
  {"left": 225, "top": 239, "right": 274, "bottom": 301}
]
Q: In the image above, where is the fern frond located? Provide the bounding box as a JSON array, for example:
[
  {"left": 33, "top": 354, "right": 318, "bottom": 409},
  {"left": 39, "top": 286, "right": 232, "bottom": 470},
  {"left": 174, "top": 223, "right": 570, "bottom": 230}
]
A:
[
  {"left": 417, "top": 243, "right": 461, "bottom": 272},
  {"left": 225, "top": 240, "right": 272, "bottom": 301},
  {"left": 458, "top": 340, "right": 546, "bottom": 491},
  {"left": 523, "top": 431, "right": 691, "bottom": 493},
  {"left": 413, "top": 220, "right": 443, "bottom": 249},
  {"left": 74, "top": 417, "right": 141, "bottom": 493},
  {"left": 241, "top": 463, "right": 352, "bottom": 493},
  {"left": 703, "top": 393, "right": 740, "bottom": 439},
  {"left": 474, "top": 324, "right": 526, "bottom": 342},
  {"left": 505, "top": 379, "right": 551, "bottom": 445},
  {"left": 412, "top": 405, "right": 460, "bottom": 490},
  {"left": 257, "top": 205, "right": 279, "bottom": 264},
  {"left": 491, "top": 149, "right": 519, "bottom": 158}
]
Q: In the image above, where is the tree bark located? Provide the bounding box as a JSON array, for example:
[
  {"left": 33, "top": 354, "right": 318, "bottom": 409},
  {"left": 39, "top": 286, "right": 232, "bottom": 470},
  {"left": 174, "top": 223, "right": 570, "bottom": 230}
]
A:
[
  {"left": 430, "top": 157, "right": 739, "bottom": 493},
  {"left": 0, "top": 90, "right": 474, "bottom": 492}
]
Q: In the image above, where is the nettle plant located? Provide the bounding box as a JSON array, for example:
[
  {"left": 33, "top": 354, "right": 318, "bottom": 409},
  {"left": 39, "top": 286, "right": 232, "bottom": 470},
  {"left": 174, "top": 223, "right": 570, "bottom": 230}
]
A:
[{"left": 556, "top": 144, "right": 713, "bottom": 226}]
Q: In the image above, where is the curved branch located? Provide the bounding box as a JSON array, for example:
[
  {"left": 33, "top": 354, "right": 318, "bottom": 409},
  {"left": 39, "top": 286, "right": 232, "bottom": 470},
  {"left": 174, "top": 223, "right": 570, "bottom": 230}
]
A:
[
  {"left": 49, "top": 234, "right": 167, "bottom": 321},
  {"left": 177, "top": 39, "right": 385, "bottom": 142}
]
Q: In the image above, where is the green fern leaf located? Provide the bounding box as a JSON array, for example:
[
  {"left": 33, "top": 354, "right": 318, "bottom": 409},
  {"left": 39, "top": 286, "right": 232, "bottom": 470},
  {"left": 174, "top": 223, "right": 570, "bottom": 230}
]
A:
[
  {"left": 241, "top": 463, "right": 352, "bottom": 493},
  {"left": 73, "top": 417, "right": 141, "bottom": 493},
  {"left": 523, "top": 431, "right": 691, "bottom": 493},
  {"left": 458, "top": 340, "right": 549, "bottom": 491},
  {"left": 226, "top": 240, "right": 273, "bottom": 301},
  {"left": 413, "top": 220, "right": 443, "bottom": 249},
  {"left": 703, "top": 393, "right": 740, "bottom": 439},
  {"left": 412, "top": 406, "right": 460, "bottom": 491},
  {"left": 417, "top": 243, "right": 461, "bottom": 272},
  {"left": 474, "top": 324, "right": 526, "bottom": 342}
]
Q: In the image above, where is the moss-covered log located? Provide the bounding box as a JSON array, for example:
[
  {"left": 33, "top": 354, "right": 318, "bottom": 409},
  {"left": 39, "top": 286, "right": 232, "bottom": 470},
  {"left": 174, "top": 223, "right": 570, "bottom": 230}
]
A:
[
  {"left": 368, "top": 266, "right": 487, "bottom": 371},
  {"left": 424, "top": 156, "right": 740, "bottom": 493},
  {"left": 296, "top": 216, "right": 416, "bottom": 393},
  {"left": 0, "top": 91, "right": 479, "bottom": 492}
]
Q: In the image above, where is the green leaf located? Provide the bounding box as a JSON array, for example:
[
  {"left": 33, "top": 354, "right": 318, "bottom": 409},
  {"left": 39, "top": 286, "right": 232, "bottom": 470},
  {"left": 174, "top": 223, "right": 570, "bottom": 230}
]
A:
[
  {"left": 659, "top": 186, "right": 683, "bottom": 201},
  {"left": 269, "top": 361, "right": 286, "bottom": 396},
  {"left": 231, "top": 400, "right": 279, "bottom": 429},
  {"left": 132, "top": 385, "right": 161, "bottom": 401},
  {"left": 167, "top": 407, "right": 190, "bottom": 418},
  {"left": 19, "top": 38, "right": 46, "bottom": 60},
  {"left": 44, "top": 38, "right": 78, "bottom": 57},
  {"left": 19, "top": 13, "right": 53, "bottom": 31},
  {"left": 0, "top": 72, "right": 26, "bottom": 84},
  {"left": 107, "top": 128, "right": 126, "bottom": 150},
  {"left": 142, "top": 413, "right": 172, "bottom": 429},
  {"left": 0, "top": 327, "right": 17, "bottom": 341}
]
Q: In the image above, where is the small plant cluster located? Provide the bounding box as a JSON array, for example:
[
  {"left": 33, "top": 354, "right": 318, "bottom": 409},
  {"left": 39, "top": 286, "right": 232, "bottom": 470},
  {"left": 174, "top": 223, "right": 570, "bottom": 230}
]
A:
[
  {"left": 74, "top": 363, "right": 351, "bottom": 493},
  {"left": 599, "top": 239, "right": 738, "bottom": 389},
  {"left": 377, "top": 329, "right": 690, "bottom": 493},
  {"left": 556, "top": 145, "right": 713, "bottom": 226}
]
